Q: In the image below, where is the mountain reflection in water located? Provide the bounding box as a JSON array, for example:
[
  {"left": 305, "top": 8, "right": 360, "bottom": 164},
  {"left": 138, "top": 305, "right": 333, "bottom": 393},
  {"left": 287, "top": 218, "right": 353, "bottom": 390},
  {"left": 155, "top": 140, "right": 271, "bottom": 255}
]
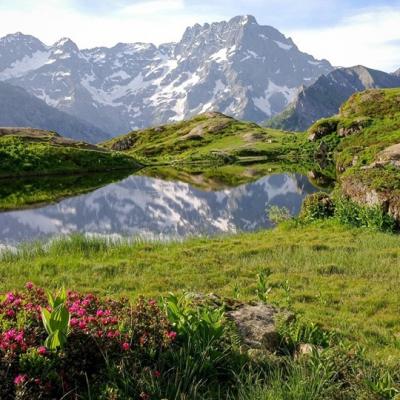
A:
[{"left": 0, "top": 174, "right": 318, "bottom": 245}]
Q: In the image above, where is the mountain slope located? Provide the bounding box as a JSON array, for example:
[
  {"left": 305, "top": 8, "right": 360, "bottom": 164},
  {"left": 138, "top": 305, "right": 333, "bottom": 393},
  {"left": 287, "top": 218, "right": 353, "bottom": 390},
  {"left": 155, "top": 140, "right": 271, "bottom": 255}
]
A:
[
  {"left": 0, "top": 127, "right": 141, "bottom": 178},
  {"left": 0, "top": 81, "right": 109, "bottom": 143},
  {"left": 0, "top": 16, "right": 332, "bottom": 135},
  {"left": 266, "top": 66, "right": 400, "bottom": 131}
]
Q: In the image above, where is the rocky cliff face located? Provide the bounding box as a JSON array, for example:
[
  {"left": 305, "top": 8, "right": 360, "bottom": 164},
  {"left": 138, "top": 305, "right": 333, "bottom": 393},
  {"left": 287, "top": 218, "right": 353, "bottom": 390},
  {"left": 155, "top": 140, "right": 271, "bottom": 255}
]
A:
[
  {"left": 266, "top": 66, "right": 400, "bottom": 131},
  {"left": 0, "top": 81, "right": 109, "bottom": 142},
  {"left": 0, "top": 16, "right": 332, "bottom": 137}
]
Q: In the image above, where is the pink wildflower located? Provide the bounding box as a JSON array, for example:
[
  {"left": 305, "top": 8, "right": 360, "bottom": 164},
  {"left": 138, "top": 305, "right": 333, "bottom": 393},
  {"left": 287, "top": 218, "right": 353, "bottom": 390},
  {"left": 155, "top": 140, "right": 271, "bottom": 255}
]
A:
[
  {"left": 14, "top": 374, "right": 27, "bottom": 386},
  {"left": 122, "top": 342, "right": 130, "bottom": 351},
  {"left": 167, "top": 331, "right": 177, "bottom": 340}
]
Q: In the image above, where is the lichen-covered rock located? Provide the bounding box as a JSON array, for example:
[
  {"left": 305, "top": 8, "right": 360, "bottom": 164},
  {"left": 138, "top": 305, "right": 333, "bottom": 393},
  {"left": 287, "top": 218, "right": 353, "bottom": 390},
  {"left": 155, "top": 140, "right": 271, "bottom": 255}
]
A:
[
  {"left": 110, "top": 134, "right": 137, "bottom": 151},
  {"left": 375, "top": 143, "right": 400, "bottom": 169},
  {"left": 337, "top": 117, "right": 372, "bottom": 137},
  {"left": 227, "top": 303, "right": 284, "bottom": 352},
  {"left": 340, "top": 175, "right": 400, "bottom": 222}
]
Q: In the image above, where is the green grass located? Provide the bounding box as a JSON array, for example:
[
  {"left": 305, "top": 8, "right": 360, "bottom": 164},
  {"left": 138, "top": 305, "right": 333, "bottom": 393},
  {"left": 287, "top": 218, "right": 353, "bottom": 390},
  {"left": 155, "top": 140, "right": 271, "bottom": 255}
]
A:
[
  {"left": 1, "top": 220, "right": 400, "bottom": 364},
  {"left": 0, "top": 131, "right": 141, "bottom": 178}
]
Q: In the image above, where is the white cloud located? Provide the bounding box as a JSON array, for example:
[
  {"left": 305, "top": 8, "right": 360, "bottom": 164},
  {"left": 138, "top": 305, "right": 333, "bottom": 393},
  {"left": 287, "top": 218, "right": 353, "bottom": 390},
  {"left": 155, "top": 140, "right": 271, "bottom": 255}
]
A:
[
  {"left": 288, "top": 8, "right": 400, "bottom": 72},
  {"left": 119, "top": 0, "right": 185, "bottom": 16},
  {"left": 0, "top": 0, "right": 217, "bottom": 48}
]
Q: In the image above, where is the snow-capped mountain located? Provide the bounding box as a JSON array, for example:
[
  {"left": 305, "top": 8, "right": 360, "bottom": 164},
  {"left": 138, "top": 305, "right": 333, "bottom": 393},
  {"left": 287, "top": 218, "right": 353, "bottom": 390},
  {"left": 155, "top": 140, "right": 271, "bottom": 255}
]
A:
[{"left": 0, "top": 15, "right": 332, "bottom": 136}]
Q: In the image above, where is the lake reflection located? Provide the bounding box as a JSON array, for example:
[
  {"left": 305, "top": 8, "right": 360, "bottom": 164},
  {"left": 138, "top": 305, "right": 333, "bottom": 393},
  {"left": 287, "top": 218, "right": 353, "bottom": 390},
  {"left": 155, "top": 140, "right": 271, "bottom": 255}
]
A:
[{"left": 0, "top": 174, "right": 318, "bottom": 245}]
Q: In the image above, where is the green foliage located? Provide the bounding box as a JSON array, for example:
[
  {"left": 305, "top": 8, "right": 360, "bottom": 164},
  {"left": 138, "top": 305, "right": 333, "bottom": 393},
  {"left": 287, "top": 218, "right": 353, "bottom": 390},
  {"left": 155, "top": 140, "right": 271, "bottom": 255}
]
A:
[
  {"left": 255, "top": 269, "right": 273, "bottom": 303},
  {"left": 300, "top": 192, "right": 335, "bottom": 221},
  {"left": 41, "top": 288, "right": 70, "bottom": 350},
  {"left": 278, "top": 318, "right": 336, "bottom": 352},
  {"left": 334, "top": 196, "right": 396, "bottom": 232},
  {"left": 267, "top": 205, "right": 292, "bottom": 225},
  {"left": 301, "top": 193, "right": 396, "bottom": 232},
  {"left": 163, "top": 293, "right": 225, "bottom": 346},
  {"left": 1, "top": 221, "right": 400, "bottom": 363}
]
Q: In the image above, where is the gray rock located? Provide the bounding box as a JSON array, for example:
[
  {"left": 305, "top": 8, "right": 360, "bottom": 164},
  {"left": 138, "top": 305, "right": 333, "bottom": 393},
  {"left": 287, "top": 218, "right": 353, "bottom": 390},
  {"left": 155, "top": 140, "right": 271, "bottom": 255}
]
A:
[{"left": 227, "top": 303, "right": 283, "bottom": 352}]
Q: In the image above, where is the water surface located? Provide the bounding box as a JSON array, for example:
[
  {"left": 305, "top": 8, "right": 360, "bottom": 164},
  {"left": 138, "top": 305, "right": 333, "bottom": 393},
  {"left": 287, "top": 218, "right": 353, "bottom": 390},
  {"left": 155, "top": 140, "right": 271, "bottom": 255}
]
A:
[{"left": 0, "top": 173, "right": 318, "bottom": 246}]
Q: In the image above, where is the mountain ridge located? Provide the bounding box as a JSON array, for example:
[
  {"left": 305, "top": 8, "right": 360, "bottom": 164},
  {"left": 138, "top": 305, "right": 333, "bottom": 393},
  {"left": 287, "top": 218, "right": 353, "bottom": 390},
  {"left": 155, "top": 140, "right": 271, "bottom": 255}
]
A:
[
  {"left": 0, "top": 80, "right": 110, "bottom": 143},
  {"left": 265, "top": 65, "right": 400, "bottom": 131}
]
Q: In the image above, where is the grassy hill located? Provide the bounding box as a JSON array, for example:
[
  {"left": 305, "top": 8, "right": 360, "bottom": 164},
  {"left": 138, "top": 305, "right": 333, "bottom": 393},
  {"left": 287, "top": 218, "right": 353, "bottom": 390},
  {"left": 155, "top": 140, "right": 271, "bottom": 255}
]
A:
[
  {"left": 0, "top": 127, "right": 141, "bottom": 178},
  {"left": 101, "top": 112, "right": 308, "bottom": 165}
]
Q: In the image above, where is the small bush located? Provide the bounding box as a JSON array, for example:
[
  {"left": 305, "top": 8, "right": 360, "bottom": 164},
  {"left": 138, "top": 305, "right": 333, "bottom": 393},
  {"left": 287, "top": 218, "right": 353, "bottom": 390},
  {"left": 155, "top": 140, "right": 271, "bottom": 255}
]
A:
[
  {"left": 267, "top": 205, "right": 292, "bottom": 225},
  {"left": 300, "top": 193, "right": 396, "bottom": 232},
  {"left": 334, "top": 197, "right": 396, "bottom": 232},
  {"left": 300, "top": 192, "right": 335, "bottom": 221}
]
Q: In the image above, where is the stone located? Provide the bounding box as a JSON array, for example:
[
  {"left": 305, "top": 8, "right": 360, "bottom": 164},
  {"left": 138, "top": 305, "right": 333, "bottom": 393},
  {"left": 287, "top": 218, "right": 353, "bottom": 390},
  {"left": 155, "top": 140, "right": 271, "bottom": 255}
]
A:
[
  {"left": 226, "top": 303, "right": 282, "bottom": 352},
  {"left": 294, "top": 343, "right": 322, "bottom": 359}
]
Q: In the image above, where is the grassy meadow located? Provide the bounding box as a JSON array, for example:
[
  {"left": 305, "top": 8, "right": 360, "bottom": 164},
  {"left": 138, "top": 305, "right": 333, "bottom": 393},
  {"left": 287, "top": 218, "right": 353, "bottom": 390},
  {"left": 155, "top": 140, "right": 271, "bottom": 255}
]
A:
[{"left": 1, "top": 220, "right": 399, "bottom": 364}]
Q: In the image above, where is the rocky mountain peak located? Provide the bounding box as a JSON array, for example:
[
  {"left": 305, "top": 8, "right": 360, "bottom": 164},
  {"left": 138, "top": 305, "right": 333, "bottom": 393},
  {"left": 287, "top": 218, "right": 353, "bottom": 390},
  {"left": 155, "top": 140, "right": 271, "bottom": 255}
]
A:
[
  {"left": 229, "top": 14, "right": 258, "bottom": 26},
  {"left": 53, "top": 38, "right": 79, "bottom": 53}
]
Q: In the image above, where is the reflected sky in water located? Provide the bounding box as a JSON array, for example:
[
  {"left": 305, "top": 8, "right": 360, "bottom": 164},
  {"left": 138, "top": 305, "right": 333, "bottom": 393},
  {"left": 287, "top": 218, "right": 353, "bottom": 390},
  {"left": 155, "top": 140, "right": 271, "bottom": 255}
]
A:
[{"left": 0, "top": 173, "right": 318, "bottom": 245}]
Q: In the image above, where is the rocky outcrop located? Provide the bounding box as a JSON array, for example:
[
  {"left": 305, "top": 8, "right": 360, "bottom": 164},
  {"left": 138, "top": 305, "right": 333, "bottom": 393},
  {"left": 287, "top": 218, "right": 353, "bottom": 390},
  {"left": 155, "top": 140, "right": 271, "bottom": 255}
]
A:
[
  {"left": 307, "top": 118, "right": 339, "bottom": 142},
  {"left": 337, "top": 118, "right": 372, "bottom": 137},
  {"left": 110, "top": 134, "right": 138, "bottom": 151},
  {"left": 373, "top": 143, "right": 400, "bottom": 169},
  {"left": 341, "top": 175, "right": 400, "bottom": 222}
]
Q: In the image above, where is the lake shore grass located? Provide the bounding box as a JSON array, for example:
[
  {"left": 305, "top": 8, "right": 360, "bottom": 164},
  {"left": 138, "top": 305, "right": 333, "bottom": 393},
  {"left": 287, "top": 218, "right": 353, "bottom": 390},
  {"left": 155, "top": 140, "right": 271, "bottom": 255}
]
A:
[{"left": 1, "top": 220, "right": 399, "bottom": 364}]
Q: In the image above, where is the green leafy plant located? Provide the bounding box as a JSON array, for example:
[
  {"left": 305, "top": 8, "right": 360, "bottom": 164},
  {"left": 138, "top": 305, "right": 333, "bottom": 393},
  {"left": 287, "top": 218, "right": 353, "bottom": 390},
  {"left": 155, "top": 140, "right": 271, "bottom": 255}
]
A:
[
  {"left": 256, "top": 269, "right": 272, "bottom": 303},
  {"left": 41, "top": 288, "right": 70, "bottom": 350}
]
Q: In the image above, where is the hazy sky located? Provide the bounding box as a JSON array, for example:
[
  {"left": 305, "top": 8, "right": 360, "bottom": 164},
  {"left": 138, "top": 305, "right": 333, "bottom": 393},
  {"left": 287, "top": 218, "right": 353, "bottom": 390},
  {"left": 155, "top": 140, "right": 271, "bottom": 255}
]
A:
[{"left": 0, "top": 0, "right": 399, "bottom": 71}]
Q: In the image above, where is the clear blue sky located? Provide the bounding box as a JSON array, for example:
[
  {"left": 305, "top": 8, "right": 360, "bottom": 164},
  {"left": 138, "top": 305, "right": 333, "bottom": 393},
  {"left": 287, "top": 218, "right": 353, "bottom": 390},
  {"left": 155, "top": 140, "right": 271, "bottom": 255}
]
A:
[{"left": 0, "top": 0, "right": 399, "bottom": 71}]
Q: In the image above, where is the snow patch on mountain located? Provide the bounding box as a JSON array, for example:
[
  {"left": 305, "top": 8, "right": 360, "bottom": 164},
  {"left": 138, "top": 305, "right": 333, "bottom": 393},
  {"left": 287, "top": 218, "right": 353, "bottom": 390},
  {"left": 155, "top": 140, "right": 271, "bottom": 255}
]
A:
[{"left": 1, "top": 50, "right": 50, "bottom": 79}]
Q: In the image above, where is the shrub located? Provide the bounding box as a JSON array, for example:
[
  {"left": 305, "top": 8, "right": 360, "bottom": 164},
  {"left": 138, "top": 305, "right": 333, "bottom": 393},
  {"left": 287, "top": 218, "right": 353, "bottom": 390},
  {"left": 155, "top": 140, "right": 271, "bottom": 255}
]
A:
[
  {"left": 267, "top": 205, "right": 292, "bottom": 225},
  {"left": 300, "top": 193, "right": 396, "bottom": 232},
  {"left": 300, "top": 192, "right": 335, "bottom": 221},
  {"left": 0, "top": 284, "right": 174, "bottom": 399},
  {"left": 334, "top": 197, "right": 396, "bottom": 232}
]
